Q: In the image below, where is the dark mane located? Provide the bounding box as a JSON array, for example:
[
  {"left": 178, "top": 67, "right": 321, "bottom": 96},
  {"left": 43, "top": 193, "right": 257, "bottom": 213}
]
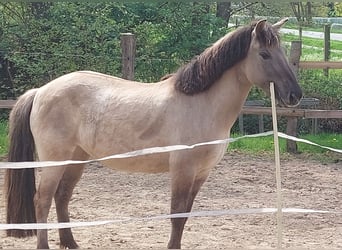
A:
[{"left": 174, "top": 21, "right": 280, "bottom": 95}]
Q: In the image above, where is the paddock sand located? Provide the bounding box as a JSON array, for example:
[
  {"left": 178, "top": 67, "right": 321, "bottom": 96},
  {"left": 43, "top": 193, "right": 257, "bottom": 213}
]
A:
[{"left": 0, "top": 152, "right": 341, "bottom": 249}]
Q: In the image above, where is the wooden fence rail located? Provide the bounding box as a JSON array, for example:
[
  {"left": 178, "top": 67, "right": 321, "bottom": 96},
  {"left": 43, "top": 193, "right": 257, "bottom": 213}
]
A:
[
  {"left": 2, "top": 99, "right": 340, "bottom": 120},
  {"left": 1, "top": 99, "right": 339, "bottom": 118},
  {"left": 241, "top": 106, "right": 341, "bottom": 119},
  {"left": 1, "top": 101, "right": 340, "bottom": 155},
  {"left": 0, "top": 100, "right": 16, "bottom": 109},
  {"left": 299, "top": 61, "right": 342, "bottom": 69},
  {"left": 288, "top": 40, "right": 341, "bottom": 152},
  {"left": 0, "top": 40, "right": 341, "bottom": 154},
  {"left": 237, "top": 40, "right": 342, "bottom": 153}
]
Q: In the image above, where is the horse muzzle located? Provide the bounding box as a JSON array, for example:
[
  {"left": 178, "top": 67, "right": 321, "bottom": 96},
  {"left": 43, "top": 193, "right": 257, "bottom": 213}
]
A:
[{"left": 275, "top": 84, "right": 303, "bottom": 108}]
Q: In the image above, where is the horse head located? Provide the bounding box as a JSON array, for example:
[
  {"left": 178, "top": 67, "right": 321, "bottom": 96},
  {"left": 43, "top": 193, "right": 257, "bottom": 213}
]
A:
[{"left": 242, "top": 18, "right": 303, "bottom": 107}]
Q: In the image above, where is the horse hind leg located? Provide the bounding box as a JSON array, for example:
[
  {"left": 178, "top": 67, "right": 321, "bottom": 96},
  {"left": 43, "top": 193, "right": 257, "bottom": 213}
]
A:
[
  {"left": 34, "top": 147, "right": 88, "bottom": 249},
  {"left": 54, "top": 147, "right": 89, "bottom": 249},
  {"left": 35, "top": 166, "right": 67, "bottom": 249},
  {"left": 55, "top": 163, "right": 86, "bottom": 249}
]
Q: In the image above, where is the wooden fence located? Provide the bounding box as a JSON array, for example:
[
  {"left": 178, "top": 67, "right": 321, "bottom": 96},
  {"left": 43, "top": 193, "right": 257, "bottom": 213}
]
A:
[
  {"left": 241, "top": 40, "right": 342, "bottom": 153},
  {"left": 1, "top": 38, "right": 341, "bottom": 154},
  {"left": 0, "top": 100, "right": 16, "bottom": 109},
  {"left": 1, "top": 99, "right": 340, "bottom": 120}
]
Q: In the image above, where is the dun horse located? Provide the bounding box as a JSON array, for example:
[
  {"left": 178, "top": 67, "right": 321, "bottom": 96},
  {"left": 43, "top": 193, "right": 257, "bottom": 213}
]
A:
[{"left": 5, "top": 19, "right": 302, "bottom": 249}]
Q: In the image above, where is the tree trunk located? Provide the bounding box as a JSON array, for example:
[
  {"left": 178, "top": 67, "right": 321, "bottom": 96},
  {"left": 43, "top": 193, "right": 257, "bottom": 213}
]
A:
[
  {"left": 291, "top": 3, "right": 303, "bottom": 23},
  {"left": 29, "top": 2, "right": 52, "bottom": 19},
  {"left": 0, "top": 57, "right": 15, "bottom": 98},
  {"left": 191, "top": 2, "right": 210, "bottom": 26},
  {"left": 307, "top": 2, "right": 312, "bottom": 24},
  {"left": 291, "top": 2, "right": 313, "bottom": 25},
  {"left": 216, "top": 2, "right": 232, "bottom": 25}
]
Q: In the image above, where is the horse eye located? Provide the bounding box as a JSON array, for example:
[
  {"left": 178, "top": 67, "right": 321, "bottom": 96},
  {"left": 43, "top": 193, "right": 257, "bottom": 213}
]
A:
[{"left": 259, "top": 51, "right": 271, "bottom": 60}]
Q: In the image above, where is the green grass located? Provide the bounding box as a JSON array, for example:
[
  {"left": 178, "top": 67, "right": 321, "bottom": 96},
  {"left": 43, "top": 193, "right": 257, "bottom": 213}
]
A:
[
  {"left": 228, "top": 133, "right": 341, "bottom": 163},
  {"left": 1, "top": 120, "right": 340, "bottom": 163},
  {"left": 0, "top": 121, "right": 8, "bottom": 157},
  {"left": 281, "top": 33, "right": 342, "bottom": 61},
  {"left": 284, "top": 23, "right": 342, "bottom": 34},
  {"left": 282, "top": 33, "right": 342, "bottom": 51}
]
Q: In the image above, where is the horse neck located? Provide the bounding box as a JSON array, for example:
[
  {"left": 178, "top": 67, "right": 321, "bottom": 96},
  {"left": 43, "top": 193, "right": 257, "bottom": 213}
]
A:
[{"left": 205, "top": 62, "right": 253, "bottom": 134}]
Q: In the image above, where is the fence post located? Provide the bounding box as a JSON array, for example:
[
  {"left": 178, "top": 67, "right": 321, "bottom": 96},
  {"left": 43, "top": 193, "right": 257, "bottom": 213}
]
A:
[
  {"left": 120, "top": 33, "right": 136, "bottom": 80},
  {"left": 298, "top": 24, "right": 303, "bottom": 41},
  {"left": 324, "top": 24, "right": 331, "bottom": 77},
  {"left": 286, "top": 41, "right": 302, "bottom": 153},
  {"left": 289, "top": 41, "right": 301, "bottom": 76}
]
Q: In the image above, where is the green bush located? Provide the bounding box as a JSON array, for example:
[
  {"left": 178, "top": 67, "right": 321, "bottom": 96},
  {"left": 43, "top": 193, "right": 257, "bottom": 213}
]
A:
[
  {"left": 299, "top": 69, "right": 342, "bottom": 109},
  {"left": 0, "top": 121, "right": 8, "bottom": 156},
  {"left": 234, "top": 69, "right": 342, "bottom": 134},
  {"left": 299, "top": 70, "right": 342, "bottom": 133}
]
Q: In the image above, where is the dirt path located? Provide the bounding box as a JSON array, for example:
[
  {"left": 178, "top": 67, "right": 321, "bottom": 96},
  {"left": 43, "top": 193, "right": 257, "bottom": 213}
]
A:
[{"left": 0, "top": 152, "right": 341, "bottom": 249}]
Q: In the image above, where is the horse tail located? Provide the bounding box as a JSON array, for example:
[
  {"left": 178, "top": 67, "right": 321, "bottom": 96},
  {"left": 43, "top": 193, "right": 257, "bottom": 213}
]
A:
[{"left": 5, "top": 88, "right": 38, "bottom": 238}]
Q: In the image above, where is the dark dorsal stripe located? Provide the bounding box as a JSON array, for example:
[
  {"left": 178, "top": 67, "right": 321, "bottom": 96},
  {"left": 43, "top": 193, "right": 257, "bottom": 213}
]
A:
[{"left": 174, "top": 21, "right": 280, "bottom": 95}]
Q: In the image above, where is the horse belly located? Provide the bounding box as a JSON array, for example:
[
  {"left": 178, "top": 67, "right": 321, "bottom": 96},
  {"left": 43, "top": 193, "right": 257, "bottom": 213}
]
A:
[{"left": 99, "top": 154, "right": 170, "bottom": 173}]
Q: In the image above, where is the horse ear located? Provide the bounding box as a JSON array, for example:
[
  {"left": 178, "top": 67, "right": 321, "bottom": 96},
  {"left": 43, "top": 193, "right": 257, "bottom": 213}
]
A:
[
  {"left": 253, "top": 19, "right": 267, "bottom": 35},
  {"left": 273, "top": 18, "right": 289, "bottom": 30}
]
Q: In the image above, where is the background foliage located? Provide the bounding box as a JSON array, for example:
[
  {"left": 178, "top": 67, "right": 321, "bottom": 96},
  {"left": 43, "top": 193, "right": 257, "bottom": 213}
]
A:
[{"left": 0, "top": 2, "right": 341, "bottom": 133}]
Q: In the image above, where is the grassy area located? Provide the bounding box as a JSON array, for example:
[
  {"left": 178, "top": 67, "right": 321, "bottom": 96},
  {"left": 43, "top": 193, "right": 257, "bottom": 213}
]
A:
[
  {"left": 0, "top": 120, "right": 340, "bottom": 163},
  {"left": 228, "top": 133, "right": 341, "bottom": 163},
  {"left": 284, "top": 23, "right": 342, "bottom": 34},
  {"left": 281, "top": 33, "right": 342, "bottom": 61},
  {"left": 0, "top": 121, "right": 8, "bottom": 156},
  {"left": 281, "top": 34, "right": 342, "bottom": 51}
]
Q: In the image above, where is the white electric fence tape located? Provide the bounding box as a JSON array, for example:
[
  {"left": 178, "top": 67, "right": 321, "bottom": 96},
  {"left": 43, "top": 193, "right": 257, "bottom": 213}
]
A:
[
  {"left": 0, "top": 208, "right": 340, "bottom": 231},
  {"left": 270, "top": 82, "right": 283, "bottom": 249},
  {"left": 0, "top": 131, "right": 340, "bottom": 231},
  {"left": 278, "top": 132, "right": 341, "bottom": 153},
  {"left": 0, "top": 131, "right": 340, "bottom": 170},
  {"left": 0, "top": 108, "right": 340, "bottom": 232}
]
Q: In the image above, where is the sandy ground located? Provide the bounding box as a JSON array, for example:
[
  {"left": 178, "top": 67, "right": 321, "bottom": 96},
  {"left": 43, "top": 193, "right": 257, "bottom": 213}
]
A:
[{"left": 0, "top": 152, "right": 341, "bottom": 249}]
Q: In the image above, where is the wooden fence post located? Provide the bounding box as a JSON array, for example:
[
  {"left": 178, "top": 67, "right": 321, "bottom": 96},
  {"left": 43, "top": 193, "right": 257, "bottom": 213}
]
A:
[
  {"left": 298, "top": 24, "right": 303, "bottom": 41},
  {"left": 286, "top": 41, "right": 302, "bottom": 153},
  {"left": 289, "top": 41, "right": 301, "bottom": 76},
  {"left": 120, "top": 33, "right": 136, "bottom": 80},
  {"left": 324, "top": 24, "right": 331, "bottom": 77}
]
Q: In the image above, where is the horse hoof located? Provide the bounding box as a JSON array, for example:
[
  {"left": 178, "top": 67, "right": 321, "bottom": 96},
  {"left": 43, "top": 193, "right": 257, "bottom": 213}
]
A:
[{"left": 60, "top": 242, "right": 79, "bottom": 249}]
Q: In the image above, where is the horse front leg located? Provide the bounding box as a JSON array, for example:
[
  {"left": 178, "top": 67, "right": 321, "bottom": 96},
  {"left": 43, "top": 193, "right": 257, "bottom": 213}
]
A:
[
  {"left": 167, "top": 164, "right": 209, "bottom": 249},
  {"left": 167, "top": 183, "right": 192, "bottom": 249}
]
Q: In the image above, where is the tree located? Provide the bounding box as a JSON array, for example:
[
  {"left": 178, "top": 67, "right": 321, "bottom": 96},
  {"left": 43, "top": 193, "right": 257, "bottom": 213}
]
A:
[
  {"left": 216, "top": 2, "right": 231, "bottom": 24},
  {"left": 0, "top": 2, "right": 126, "bottom": 97},
  {"left": 29, "top": 2, "right": 52, "bottom": 19},
  {"left": 290, "top": 2, "right": 313, "bottom": 25},
  {"left": 216, "top": 2, "right": 259, "bottom": 26},
  {"left": 0, "top": 2, "right": 279, "bottom": 98},
  {"left": 336, "top": 3, "right": 342, "bottom": 16},
  {"left": 327, "top": 2, "right": 336, "bottom": 17}
]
